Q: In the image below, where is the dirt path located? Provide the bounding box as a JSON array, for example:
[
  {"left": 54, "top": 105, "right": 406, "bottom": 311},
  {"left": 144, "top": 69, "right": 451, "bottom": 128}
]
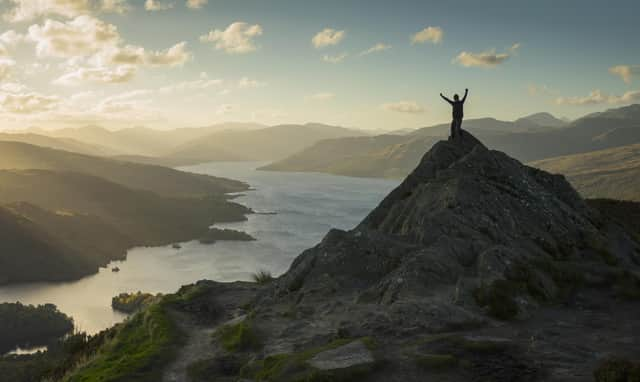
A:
[{"left": 162, "top": 309, "right": 221, "bottom": 382}]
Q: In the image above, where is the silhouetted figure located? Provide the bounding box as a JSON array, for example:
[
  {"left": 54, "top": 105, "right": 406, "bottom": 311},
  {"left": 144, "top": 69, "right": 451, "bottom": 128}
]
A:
[{"left": 440, "top": 89, "right": 468, "bottom": 140}]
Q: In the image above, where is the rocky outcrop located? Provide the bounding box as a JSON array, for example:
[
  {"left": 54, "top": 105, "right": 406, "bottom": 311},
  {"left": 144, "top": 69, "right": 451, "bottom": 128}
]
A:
[{"left": 269, "top": 131, "right": 639, "bottom": 332}]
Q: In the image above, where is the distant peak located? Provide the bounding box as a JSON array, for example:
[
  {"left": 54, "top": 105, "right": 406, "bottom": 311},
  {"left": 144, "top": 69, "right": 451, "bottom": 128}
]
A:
[{"left": 516, "top": 112, "right": 567, "bottom": 127}]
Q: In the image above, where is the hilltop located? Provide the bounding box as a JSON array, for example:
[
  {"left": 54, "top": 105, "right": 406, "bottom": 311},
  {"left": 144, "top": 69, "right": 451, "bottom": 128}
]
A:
[{"left": 51, "top": 131, "right": 640, "bottom": 382}]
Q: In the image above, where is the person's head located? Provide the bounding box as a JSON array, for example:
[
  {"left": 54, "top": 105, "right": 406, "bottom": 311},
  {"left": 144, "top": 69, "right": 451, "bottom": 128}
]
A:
[{"left": 453, "top": 94, "right": 460, "bottom": 101}]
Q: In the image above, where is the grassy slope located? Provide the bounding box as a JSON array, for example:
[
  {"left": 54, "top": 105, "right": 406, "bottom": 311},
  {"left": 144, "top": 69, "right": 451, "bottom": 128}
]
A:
[
  {"left": 531, "top": 143, "right": 640, "bottom": 201},
  {"left": 0, "top": 170, "right": 249, "bottom": 243},
  {"left": 0, "top": 141, "right": 247, "bottom": 197},
  {"left": 65, "top": 302, "right": 180, "bottom": 382},
  {"left": 0, "top": 206, "right": 95, "bottom": 284},
  {"left": 63, "top": 285, "right": 210, "bottom": 382},
  {"left": 0, "top": 171, "right": 250, "bottom": 284}
]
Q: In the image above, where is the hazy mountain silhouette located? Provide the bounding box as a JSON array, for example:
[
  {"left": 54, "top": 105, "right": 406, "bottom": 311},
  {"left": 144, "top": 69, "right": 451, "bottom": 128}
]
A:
[
  {"left": 263, "top": 104, "right": 640, "bottom": 181},
  {"left": 0, "top": 132, "right": 116, "bottom": 156},
  {"left": 158, "top": 123, "right": 367, "bottom": 166},
  {"left": 515, "top": 112, "right": 569, "bottom": 128},
  {"left": 0, "top": 141, "right": 246, "bottom": 197}
]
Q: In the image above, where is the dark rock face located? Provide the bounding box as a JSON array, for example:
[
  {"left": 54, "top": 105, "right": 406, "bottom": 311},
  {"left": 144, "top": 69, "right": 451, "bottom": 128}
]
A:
[{"left": 270, "top": 130, "right": 640, "bottom": 330}]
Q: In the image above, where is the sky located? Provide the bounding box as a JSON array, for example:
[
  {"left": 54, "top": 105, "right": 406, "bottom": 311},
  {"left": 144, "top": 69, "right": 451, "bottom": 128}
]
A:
[{"left": 0, "top": 0, "right": 639, "bottom": 131}]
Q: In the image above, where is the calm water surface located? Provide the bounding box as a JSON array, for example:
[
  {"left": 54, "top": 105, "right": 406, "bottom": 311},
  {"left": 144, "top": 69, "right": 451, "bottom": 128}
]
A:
[{"left": 0, "top": 162, "right": 398, "bottom": 334}]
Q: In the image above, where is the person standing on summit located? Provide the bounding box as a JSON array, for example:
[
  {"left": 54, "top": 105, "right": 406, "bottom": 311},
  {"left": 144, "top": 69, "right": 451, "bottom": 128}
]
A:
[{"left": 440, "top": 88, "right": 468, "bottom": 139}]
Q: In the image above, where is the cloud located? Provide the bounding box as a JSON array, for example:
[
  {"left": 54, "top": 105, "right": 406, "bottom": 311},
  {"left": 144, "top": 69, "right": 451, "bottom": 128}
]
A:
[
  {"left": 412, "top": 26, "right": 443, "bottom": 44},
  {"left": 96, "top": 42, "right": 192, "bottom": 67},
  {"left": 53, "top": 65, "right": 137, "bottom": 85},
  {"left": 216, "top": 103, "right": 237, "bottom": 115},
  {"left": 3, "top": 0, "right": 91, "bottom": 22},
  {"left": 238, "top": 77, "right": 266, "bottom": 88},
  {"left": 0, "top": 30, "right": 23, "bottom": 57},
  {"left": 307, "top": 92, "right": 335, "bottom": 101},
  {"left": 94, "top": 91, "right": 153, "bottom": 115},
  {"left": 101, "top": 0, "right": 130, "bottom": 14},
  {"left": 609, "top": 65, "right": 640, "bottom": 84},
  {"left": 186, "top": 0, "right": 207, "bottom": 9},
  {"left": 527, "top": 83, "right": 556, "bottom": 97},
  {"left": 28, "top": 15, "right": 119, "bottom": 58},
  {"left": 359, "top": 43, "right": 391, "bottom": 56},
  {"left": 159, "top": 76, "right": 223, "bottom": 94},
  {"left": 323, "top": 52, "right": 348, "bottom": 64},
  {"left": 382, "top": 101, "right": 425, "bottom": 114},
  {"left": 200, "top": 22, "right": 263, "bottom": 54},
  {"left": 144, "top": 42, "right": 191, "bottom": 67},
  {"left": 556, "top": 89, "right": 640, "bottom": 106},
  {"left": 312, "top": 28, "right": 345, "bottom": 48},
  {"left": 145, "top": 0, "right": 173, "bottom": 11},
  {"left": 0, "top": 59, "right": 16, "bottom": 81},
  {"left": 0, "top": 82, "right": 28, "bottom": 93},
  {"left": 0, "top": 92, "right": 60, "bottom": 114},
  {"left": 453, "top": 43, "right": 519, "bottom": 68}
]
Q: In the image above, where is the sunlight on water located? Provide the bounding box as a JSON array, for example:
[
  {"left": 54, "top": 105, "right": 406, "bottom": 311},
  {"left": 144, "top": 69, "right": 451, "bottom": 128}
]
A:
[{"left": 0, "top": 162, "right": 398, "bottom": 334}]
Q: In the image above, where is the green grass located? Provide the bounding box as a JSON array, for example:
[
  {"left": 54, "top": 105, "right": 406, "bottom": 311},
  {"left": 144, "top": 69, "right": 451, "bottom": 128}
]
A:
[
  {"left": 613, "top": 271, "right": 640, "bottom": 300},
  {"left": 64, "top": 300, "right": 181, "bottom": 382},
  {"left": 594, "top": 357, "right": 640, "bottom": 382},
  {"left": 251, "top": 270, "right": 274, "bottom": 285},
  {"left": 414, "top": 354, "right": 458, "bottom": 370},
  {"left": 215, "top": 318, "right": 261, "bottom": 352},
  {"left": 240, "top": 338, "right": 378, "bottom": 382},
  {"left": 474, "top": 280, "right": 520, "bottom": 320}
]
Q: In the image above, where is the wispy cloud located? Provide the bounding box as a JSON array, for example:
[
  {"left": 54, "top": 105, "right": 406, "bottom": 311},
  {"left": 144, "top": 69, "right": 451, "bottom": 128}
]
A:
[
  {"left": 3, "top": 0, "right": 91, "bottom": 22},
  {"left": 145, "top": 0, "right": 173, "bottom": 11},
  {"left": 312, "top": 28, "right": 345, "bottom": 48},
  {"left": 200, "top": 22, "right": 263, "bottom": 54},
  {"left": 323, "top": 52, "right": 348, "bottom": 64},
  {"left": 556, "top": 89, "right": 640, "bottom": 105},
  {"left": 238, "top": 77, "right": 266, "bottom": 89},
  {"left": 359, "top": 43, "right": 391, "bottom": 56},
  {"left": 0, "top": 59, "right": 16, "bottom": 81},
  {"left": 53, "top": 65, "right": 137, "bottom": 85},
  {"left": 101, "top": 0, "right": 130, "bottom": 14},
  {"left": 382, "top": 101, "right": 425, "bottom": 114},
  {"left": 0, "top": 91, "right": 60, "bottom": 114},
  {"left": 307, "top": 92, "right": 335, "bottom": 101},
  {"left": 453, "top": 43, "right": 520, "bottom": 68},
  {"left": 609, "top": 65, "right": 640, "bottom": 84},
  {"left": 412, "top": 26, "right": 443, "bottom": 44},
  {"left": 186, "top": 0, "right": 207, "bottom": 9}
]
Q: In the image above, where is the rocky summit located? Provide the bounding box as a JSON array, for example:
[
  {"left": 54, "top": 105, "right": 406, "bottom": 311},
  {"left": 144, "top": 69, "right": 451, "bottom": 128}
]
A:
[{"left": 63, "top": 131, "right": 640, "bottom": 382}]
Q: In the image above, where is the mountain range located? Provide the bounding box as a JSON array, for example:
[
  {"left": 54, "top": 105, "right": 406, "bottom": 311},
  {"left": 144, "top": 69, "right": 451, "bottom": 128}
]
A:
[
  {"left": 263, "top": 104, "right": 640, "bottom": 201},
  {"left": 19, "top": 123, "right": 366, "bottom": 166}
]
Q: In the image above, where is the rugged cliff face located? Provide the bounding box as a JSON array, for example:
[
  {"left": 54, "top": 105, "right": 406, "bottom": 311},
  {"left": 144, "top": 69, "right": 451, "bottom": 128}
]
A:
[
  {"left": 57, "top": 131, "right": 640, "bottom": 382},
  {"left": 271, "top": 131, "right": 639, "bottom": 327}
]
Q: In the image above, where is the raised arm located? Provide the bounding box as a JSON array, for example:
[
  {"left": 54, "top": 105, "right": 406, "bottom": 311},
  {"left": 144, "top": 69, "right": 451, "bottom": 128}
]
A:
[
  {"left": 440, "top": 93, "right": 453, "bottom": 104},
  {"left": 462, "top": 88, "right": 469, "bottom": 102}
]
